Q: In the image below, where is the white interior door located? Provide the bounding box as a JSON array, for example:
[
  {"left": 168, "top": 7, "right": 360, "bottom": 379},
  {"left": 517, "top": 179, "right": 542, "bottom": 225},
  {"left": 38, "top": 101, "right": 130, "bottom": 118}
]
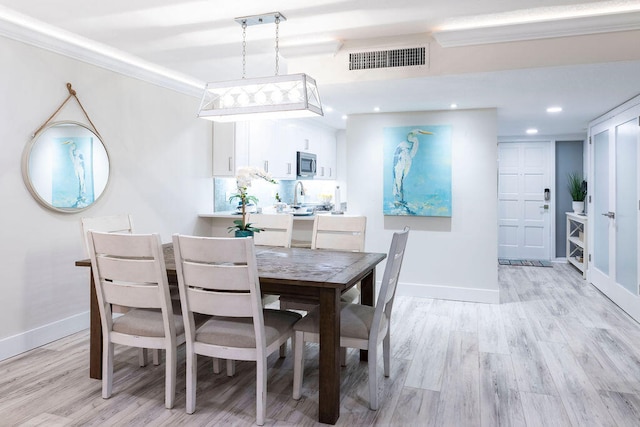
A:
[
  {"left": 589, "top": 110, "right": 640, "bottom": 322},
  {"left": 498, "top": 142, "right": 552, "bottom": 260}
]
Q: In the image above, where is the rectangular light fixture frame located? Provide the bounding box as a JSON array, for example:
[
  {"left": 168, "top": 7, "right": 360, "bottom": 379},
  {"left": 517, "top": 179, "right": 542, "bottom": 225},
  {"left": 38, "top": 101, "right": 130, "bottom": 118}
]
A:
[{"left": 198, "top": 73, "right": 323, "bottom": 122}]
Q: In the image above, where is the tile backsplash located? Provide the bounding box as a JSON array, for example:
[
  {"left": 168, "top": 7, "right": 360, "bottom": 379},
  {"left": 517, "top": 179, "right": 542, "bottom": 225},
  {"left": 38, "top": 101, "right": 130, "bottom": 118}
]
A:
[{"left": 214, "top": 178, "right": 339, "bottom": 212}]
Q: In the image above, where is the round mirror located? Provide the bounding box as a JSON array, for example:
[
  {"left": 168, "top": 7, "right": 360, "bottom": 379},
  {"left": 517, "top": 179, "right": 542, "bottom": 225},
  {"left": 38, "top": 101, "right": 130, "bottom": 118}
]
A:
[{"left": 22, "top": 121, "right": 110, "bottom": 213}]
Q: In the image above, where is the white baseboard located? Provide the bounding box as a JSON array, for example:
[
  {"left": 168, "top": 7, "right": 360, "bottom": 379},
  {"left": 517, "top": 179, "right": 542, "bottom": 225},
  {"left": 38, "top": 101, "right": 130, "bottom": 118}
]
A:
[
  {"left": 396, "top": 282, "right": 500, "bottom": 304},
  {"left": 0, "top": 311, "right": 89, "bottom": 362}
]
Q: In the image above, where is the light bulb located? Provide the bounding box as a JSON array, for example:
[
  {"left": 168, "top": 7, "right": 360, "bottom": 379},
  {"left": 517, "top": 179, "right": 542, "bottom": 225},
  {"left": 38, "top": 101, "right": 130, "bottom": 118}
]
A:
[
  {"left": 223, "top": 94, "right": 235, "bottom": 108},
  {"left": 237, "top": 93, "right": 249, "bottom": 106},
  {"left": 254, "top": 91, "right": 267, "bottom": 104},
  {"left": 288, "top": 88, "right": 301, "bottom": 101},
  {"left": 271, "top": 90, "right": 283, "bottom": 103}
]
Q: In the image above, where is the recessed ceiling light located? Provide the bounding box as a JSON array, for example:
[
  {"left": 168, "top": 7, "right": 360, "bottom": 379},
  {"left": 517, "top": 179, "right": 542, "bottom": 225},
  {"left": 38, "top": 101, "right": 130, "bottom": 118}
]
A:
[
  {"left": 373, "top": 107, "right": 380, "bottom": 112},
  {"left": 546, "top": 106, "right": 562, "bottom": 113},
  {"left": 526, "top": 128, "right": 538, "bottom": 135},
  {"left": 341, "top": 115, "right": 348, "bottom": 120},
  {"left": 450, "top": 103, "right": 458, "bottom": 109},
  {"left": 325, "top": 106, "right": 334, "bottom": 113}
]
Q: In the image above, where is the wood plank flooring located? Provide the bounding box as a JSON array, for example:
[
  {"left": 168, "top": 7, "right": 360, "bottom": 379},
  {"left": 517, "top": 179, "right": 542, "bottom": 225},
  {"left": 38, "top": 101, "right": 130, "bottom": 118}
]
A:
[{"left": 1, "top": 262, "right": 640, "bottom": 426}]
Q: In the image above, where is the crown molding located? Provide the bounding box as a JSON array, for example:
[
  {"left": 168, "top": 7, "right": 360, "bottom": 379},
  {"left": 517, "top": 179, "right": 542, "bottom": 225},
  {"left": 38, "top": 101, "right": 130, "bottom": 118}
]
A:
[
  {"left": 433, "top": 11, "right": 640, "bottom": 47},
  {"left": 0, "top": 5, "right": 205, "bottom": 97}
]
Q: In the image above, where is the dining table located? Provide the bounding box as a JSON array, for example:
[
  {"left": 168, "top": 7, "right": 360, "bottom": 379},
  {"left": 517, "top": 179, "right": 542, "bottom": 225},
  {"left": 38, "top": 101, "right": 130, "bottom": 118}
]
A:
[{"left": 76, "top": 243, "right": 386, "bottom": 425}]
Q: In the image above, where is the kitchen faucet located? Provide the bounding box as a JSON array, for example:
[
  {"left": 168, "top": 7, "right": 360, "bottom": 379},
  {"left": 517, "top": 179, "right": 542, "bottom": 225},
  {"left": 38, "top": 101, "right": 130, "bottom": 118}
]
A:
[{"left": 293, "top": 181, "right": 306, "bottom": 206}]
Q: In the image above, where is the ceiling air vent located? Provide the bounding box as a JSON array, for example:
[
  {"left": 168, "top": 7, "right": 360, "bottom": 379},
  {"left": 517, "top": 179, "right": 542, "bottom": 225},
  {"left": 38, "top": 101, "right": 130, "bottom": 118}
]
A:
[{"left": 349, "top": 46, "right": 427, "bottom": 71}]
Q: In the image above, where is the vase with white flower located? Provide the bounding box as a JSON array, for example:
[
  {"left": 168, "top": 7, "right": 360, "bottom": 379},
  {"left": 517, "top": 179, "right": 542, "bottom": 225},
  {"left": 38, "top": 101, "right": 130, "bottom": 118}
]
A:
[{"left": 228, "top": 166, "right": 277, "bottom": 237}]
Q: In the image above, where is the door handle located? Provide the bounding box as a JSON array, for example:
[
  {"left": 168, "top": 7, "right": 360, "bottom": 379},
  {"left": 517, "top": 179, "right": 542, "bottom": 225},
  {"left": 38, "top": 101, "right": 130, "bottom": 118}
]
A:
[{"left": 602, "top": 211, "right": 615, "bottom": 219}]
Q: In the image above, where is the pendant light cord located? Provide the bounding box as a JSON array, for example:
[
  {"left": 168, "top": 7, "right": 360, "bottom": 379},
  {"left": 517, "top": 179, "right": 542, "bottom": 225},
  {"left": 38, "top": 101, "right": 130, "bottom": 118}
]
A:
[
  {"left": 241, "top": 21, "right": 247, "bottom": 79},
  {"left": 275, "top": 15, "right": 280, "bottom": 76}
]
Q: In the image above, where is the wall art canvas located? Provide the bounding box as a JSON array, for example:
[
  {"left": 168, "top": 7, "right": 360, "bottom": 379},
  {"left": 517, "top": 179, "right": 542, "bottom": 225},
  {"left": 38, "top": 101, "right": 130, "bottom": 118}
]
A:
[
  {"left": 383, "top": 125, "right": 452, "bottom": 217},
  {"left": 52, "top": 136, "right": 95, "bottom": 208}
]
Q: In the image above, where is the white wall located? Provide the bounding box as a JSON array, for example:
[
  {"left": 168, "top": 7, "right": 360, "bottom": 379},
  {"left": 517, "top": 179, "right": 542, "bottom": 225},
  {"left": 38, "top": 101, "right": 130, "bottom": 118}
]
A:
[
  {"left": 0, "top": 36, "right": 212, "bottom": 360},
  {"left": 347, "top": 109, "right": 499, "bottom": 303}
]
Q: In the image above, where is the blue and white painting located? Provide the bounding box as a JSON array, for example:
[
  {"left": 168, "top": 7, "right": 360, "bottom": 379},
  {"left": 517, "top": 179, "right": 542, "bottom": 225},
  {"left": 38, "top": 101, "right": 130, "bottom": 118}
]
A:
[
  {"left": 52, "top": 136, "right": 94, "bottom": 208},
  {"left": 383, "top": 125, "right": 452, "bottom": 217}
]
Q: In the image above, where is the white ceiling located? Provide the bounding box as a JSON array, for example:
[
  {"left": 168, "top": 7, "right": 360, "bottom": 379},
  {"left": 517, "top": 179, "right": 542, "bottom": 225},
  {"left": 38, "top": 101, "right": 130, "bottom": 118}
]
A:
[{"left": 2, "top": 0, "right": 640, "bottom": 136}]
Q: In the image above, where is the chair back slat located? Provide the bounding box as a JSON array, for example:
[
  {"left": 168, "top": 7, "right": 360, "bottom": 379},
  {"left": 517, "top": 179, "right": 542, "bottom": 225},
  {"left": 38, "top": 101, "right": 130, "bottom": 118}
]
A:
[
  {"left": 96, "top": 256, "right": 160, "bottom": 283},
  {"left": 247, "top": 213, "right": 293, "bottom": 247},
  {"left": 102, "top": 280, "right": 161, "bottom": 309},
  {"left": 176, "top": 235, "right": 250, "bottom": 264},
  {"left": 181, "top": 261, "right": 251, "bottom": 291},
  {"left": 311, "top": 215, "right": 366, "bottom": 252},
  {"left": 89, "top": 225, "right": 152, "bottom": 256},
  {"left": 186, "top": 288, "right": 253, "bottom": 317}
]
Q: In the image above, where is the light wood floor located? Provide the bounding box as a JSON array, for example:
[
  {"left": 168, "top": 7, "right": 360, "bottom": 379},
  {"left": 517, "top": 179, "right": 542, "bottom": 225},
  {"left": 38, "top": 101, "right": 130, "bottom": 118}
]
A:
[{"left": 2, "top": 262, "right": 640, "bottom": 426}]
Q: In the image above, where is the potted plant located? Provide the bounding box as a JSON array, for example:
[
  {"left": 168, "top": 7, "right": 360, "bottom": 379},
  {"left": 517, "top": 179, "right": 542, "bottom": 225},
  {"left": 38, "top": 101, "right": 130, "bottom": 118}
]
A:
[
  {"left": 228, "top": 166, "right": 277, "bottom": 237},
  {"left": 567, "top": 172, "right": 587, "bottom": 214}
]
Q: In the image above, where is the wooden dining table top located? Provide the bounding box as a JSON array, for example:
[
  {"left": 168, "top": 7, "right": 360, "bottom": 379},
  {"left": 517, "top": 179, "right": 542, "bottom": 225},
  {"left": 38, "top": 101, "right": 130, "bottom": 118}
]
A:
[{"left": 77, "top": 243, "right": 386, "bottom": 291}]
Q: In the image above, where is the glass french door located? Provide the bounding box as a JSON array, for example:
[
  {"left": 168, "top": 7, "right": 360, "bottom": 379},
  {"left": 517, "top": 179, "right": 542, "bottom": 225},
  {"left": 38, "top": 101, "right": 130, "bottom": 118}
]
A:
[{"left": 589, "top": 110, "right": 640, "bottom": 322}]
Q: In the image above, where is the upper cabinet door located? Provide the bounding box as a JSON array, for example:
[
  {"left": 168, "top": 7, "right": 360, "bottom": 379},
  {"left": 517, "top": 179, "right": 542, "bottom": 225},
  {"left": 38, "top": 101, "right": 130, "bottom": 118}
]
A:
[
  {"left": 212, "top": 122, "right": 236, "bottom": 177},
  {"left": 317, "top": 130, "right": 337, "bottom": 180},
  {"left": 307, "top": 125, "right": 337, "bottom": 180},
  {"left": 247, "top": 120, "right": 297, "bottom": 179}
]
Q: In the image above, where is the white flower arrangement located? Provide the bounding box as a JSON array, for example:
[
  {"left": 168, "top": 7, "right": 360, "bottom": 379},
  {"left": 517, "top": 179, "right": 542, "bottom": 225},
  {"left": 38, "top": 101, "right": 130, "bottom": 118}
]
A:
[{"left": 228, "top": 167, "right": 277, "bottom": 233}]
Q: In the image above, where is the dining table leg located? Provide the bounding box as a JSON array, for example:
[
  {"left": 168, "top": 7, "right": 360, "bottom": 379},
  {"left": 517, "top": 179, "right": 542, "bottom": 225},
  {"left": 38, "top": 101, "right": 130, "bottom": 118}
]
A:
[
  {"left": 89, "top": 270, "right": 102, "bottom": 380},
  {"left": 359, "top": 268, "right": 376, "bottom": 361},
  {"left": 318, "top": 287, "right": 341, "bottom": 425}
]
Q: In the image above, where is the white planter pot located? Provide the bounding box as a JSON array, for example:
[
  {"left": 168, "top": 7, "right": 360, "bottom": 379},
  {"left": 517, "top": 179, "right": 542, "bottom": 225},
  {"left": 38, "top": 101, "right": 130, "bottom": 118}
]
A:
[{"left": 572, "top": 201, "right": 584, "bottom": 214}]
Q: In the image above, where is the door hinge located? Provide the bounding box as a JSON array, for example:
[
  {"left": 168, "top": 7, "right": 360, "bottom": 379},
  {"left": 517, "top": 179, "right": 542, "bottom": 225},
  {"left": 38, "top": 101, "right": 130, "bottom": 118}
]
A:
[
  {"left": 589, "top": 136, "right": 592, "bottom": 144},
  {"left": 589, "top": 254, "right": 592, "bottom": 262}
]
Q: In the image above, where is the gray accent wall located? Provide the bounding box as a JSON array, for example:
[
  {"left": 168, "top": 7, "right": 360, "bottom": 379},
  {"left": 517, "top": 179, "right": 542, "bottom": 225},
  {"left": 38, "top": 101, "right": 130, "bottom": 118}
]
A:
[{"left": 556, "top": 140, "right": 584, "bottom": 257}]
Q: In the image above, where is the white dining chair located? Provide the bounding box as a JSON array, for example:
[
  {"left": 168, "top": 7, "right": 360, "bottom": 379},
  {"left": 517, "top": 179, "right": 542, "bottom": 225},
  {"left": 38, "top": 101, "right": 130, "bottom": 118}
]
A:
[
  {"left": 81, "top": 214, "right": 160, "bottom": 367},
  {"left": 247, "top": 213, "right": 293, "bottom": 248},
  {"left": 172, "top": 234, "right": 302, "bottom": 425},
  {"left": 246, "top": 212, "right": 294, "bottom": 308},
  {"left": 280, "top": 214, "right": 367, "bottom": 312},
  {"left": 81, "top": 214, "right": 134, "bottom": 256},
  {"left": 292, "top": 227, "right": 410, "bottom": 410},
  {"left": 87, "top": 231, "right": 185, "bottom": 409}
]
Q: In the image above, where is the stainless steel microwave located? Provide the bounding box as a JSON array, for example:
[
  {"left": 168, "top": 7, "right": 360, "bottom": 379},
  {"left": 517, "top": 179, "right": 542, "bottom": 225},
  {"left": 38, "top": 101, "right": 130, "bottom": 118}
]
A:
[{"left": 297, "top": 151, "right": 317, "bottom": 178}]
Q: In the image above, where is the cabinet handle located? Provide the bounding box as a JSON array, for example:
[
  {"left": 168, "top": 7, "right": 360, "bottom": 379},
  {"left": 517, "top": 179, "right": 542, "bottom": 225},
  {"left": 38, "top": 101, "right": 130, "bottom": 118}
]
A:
[
  {"left": 287, "top": 162, "right": 291, "bottom": 175},
  {"left": 329, "top": 167, "right": 332, "bottom": 177},
  {"left": 228, "top": 157, "right": 232, "bottom": 172},
  {"left": 264, "top": 161, "right": 268, "bottom": 173}
]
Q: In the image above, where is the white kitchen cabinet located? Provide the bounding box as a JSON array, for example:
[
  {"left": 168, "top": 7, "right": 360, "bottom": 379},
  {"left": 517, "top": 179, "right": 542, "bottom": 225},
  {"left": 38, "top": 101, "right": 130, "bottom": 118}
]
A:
[
  {"left": 212, "top": 122, "right": 249, "bottom": 176},
  {"left": 212, "top": 122, "right": 235, "bottom": 176},
  {"left": 212, "top": 120, "right": 336, "bottom": 181},
  {"left": 248, "top": 120, "right": 297, "bottom": 179},
  {"left": 316, "top": 130, "right": 337, "bottom": 180},
  {"left": 304, "top": 125, "right": 336, "bottom": 180}
]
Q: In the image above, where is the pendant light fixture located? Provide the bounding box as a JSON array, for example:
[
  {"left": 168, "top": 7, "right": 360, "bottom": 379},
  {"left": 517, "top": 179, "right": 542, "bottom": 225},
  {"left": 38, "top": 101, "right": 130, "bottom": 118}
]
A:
[{"left": 198, "top": 12, "right": 323, "bottom": 122}]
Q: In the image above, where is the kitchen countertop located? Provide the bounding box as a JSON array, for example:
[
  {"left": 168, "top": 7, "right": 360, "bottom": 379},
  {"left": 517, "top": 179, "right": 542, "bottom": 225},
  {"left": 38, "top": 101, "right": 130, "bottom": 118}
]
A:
[{"left": 199, "top": 211, "right": 332, "bottom": 221}]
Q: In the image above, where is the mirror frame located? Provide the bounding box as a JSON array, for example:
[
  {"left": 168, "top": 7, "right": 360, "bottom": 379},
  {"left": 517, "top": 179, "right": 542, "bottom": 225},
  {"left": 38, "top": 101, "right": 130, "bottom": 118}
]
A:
[{"left": 22, "top": 121, "right": 111, "bottom": 213}]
